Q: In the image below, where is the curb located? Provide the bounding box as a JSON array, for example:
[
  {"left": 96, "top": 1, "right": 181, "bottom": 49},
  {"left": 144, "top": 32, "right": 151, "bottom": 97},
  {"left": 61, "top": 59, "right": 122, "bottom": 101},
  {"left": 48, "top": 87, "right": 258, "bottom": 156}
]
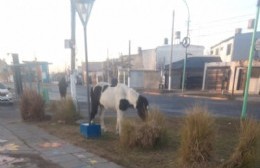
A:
[{"left": 143, "top": 91, "right": 230, "bottom": 100}]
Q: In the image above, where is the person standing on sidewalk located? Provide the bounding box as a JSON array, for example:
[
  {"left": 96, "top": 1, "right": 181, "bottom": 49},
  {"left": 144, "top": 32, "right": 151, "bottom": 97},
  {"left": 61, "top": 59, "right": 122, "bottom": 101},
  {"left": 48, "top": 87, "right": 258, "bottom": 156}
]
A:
[{"left": 58, "top": 76, "right": 68, "bottom": 99}]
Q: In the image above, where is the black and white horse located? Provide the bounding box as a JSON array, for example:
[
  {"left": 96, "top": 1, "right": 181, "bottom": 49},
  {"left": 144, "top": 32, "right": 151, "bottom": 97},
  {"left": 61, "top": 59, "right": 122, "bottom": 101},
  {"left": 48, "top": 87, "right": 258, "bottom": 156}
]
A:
[{"left": 90, "top": 82, "right": 149, "bottom": 134}]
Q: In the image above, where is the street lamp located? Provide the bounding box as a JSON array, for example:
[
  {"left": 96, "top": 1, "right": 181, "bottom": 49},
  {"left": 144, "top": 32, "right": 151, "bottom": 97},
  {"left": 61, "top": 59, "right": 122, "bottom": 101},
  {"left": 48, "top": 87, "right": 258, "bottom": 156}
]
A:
[
  {"left": 74, "top": 0, "right": 95, "bottom": 122},
  {"left": 181, "top": 0, "right": 190, "bottom": 93}
]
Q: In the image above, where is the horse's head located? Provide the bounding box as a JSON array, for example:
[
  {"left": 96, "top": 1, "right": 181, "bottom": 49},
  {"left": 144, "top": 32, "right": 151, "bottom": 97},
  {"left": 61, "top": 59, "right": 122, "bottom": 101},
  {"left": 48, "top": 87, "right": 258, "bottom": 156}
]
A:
[
  {"left": 136, "top": 95, "right": 149, "bottom": 121},
  {"left": 90, "top": 85, "right": 103, "bottom": 122}
]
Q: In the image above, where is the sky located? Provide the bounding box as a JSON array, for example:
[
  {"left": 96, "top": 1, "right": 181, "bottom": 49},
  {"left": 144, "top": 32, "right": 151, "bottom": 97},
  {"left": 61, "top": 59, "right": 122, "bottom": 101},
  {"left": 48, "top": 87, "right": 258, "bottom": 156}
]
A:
[{"left": 0, "top": 0, "right": 257, "bottom": 72}]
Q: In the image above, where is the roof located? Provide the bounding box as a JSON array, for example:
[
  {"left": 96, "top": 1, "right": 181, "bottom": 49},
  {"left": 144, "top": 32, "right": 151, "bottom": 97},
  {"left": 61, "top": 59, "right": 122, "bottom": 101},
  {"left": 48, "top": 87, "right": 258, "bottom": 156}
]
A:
[{"left": 165, "top": 56, "right": 221, "bottom": 70}]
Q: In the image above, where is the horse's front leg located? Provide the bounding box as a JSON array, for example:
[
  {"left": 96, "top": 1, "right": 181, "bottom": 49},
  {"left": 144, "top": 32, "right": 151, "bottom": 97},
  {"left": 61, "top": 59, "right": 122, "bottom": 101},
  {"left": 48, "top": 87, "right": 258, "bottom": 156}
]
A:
[
  {"left": 99, "top": 107, "right": 107, "bottom": 132},
  {"left": 116, "top": 110, "right": 124, "bottom": 135}
]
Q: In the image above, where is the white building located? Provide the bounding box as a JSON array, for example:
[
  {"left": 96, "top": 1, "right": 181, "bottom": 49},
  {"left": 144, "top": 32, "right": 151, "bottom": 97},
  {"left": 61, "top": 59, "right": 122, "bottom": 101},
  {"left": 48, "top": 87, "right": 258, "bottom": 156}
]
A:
[
  {"left": 210, "top": 31, "right": 260, "bottom": 62},
  {"left": 156, "top": 44, "right": 205, "bottom": 70}
]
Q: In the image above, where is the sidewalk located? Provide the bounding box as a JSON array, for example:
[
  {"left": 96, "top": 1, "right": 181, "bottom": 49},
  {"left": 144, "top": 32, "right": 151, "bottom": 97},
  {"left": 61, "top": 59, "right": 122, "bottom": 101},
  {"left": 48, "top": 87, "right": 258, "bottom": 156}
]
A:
[{"left": 0, "top": 118, "right": 123, "bottom": 168}]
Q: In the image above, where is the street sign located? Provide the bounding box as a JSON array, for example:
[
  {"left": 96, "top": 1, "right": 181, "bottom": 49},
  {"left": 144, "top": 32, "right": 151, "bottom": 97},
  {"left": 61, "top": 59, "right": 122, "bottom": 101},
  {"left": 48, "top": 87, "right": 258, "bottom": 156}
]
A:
[
  {"left": 182, "top": 37, "right": 190, "bottom": 48},
  {"left": 255, "top": 38, "right": 260, "bottom": 51}
]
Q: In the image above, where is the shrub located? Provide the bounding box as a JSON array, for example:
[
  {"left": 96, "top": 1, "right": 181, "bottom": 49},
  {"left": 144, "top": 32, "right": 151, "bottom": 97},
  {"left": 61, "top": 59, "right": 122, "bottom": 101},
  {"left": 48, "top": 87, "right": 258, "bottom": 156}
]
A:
[
  {"left": 221, "top": 118, "right": 260, "bottom": 168},
  {"left": 20, "top": 89, "right": 45, "bottom": 121},
  {"left": 178, "top": 105, "right": 216, "bottom": 168},
  {"left": 120, "top": 108, "right": 168, "bottom": 149},
  {"left": 51, "top": 98, "right": 81, "bottom": 124}
]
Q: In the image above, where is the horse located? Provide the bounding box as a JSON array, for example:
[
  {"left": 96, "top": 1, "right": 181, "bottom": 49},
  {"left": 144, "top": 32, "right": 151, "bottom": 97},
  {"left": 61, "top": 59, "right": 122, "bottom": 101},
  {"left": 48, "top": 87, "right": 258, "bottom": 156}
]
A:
[{"left": 90, "top": 82, "right": 149, "bottom": 134}]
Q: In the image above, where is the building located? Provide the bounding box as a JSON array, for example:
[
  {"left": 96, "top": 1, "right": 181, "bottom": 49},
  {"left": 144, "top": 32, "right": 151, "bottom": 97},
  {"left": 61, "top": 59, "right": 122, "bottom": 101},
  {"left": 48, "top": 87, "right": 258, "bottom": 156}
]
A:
[
  {"left": 82, "top": 62, "right": 103, "bottom": 85},
  {"left": 202, "top": 60, "right": 260, "bottom": 95},
  {"left": 156, "top": 44, "right": 205, "bottom": 70},
  {"left": 119, "top": 48, "right": 157, "bottom": 70},
  {"left": 210, "top": 31, "right": 260, "bottom": 62},
  {"left": 165, "top": 56, "right": 221, "bottom": 90},
  {"left": 117, "top": 48, "right": 160, "bottom": 89},
  {"left": 0, "top": 59, "right": 12, "bottom": 82},
  {"left": 81, "top": 43, "right": 207, "bottom": 90},
  {"left": 22, "top": 61, "right": 51, "bottom": 83}
]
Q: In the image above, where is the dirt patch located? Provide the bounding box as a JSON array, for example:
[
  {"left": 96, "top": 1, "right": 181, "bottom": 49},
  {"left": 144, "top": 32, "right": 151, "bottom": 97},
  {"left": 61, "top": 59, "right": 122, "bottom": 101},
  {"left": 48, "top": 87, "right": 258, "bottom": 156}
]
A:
[{"left": 37, "top": 116, "right": 244, "bottom": 168}]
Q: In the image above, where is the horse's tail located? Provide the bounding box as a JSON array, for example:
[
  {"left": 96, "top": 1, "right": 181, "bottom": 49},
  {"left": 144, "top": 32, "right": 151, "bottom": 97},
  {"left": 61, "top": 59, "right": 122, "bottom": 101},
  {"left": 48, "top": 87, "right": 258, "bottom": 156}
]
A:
[{"left": 90, "top": 85, "right": 102, "bottom": 121}]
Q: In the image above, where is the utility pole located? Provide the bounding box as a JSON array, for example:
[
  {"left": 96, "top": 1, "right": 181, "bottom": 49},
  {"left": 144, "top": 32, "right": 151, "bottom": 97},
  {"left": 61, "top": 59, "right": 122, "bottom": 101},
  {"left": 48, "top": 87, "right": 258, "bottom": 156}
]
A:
[
  {"left": 70, "top": 0, "right": 76, "bottom": 71},
  {"left": 241, "top": 0, "right": 260, "bottom": 119},
  {"left": 128, "top": 40, "right": 131, "bottom": 87},
  {"left": 168, "top": 11, "right": 175, "bottom": 90},
  {"left": 70, "top": 0, "right": 77, "bottom": 110},
  {"left": 107, "top": 49, "right": 110, "bottom": 83},
  {"left": 181, "top": 0, "right": 190, "bottom": 93}
]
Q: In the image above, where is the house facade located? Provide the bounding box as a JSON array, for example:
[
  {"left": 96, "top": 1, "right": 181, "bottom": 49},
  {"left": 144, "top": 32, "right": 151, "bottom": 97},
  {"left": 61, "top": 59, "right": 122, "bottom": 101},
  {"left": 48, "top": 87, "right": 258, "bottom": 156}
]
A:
[
  {"left": 202, "top": 61, "right": 260, "bottom": 95},
  {"left": 210, "top": 32, "right": 260, "bottom": 62},
  {"left": 82, "top": 62, "right": 103, "bottom": 85},
  {"left": 117, "top": 48, "right": 159, "bottom": 89},
  {"left": 22, "top": 61, "right": 51, "bottom": 83},
  {"left": 0, "top": 59, "right": 12, "bottom": 82},
  {"left": 156, "top": 44, "right": 205, "bottom": 70},
  {"left": 165, "top": 56, "right": 221, "bottom": 90}
]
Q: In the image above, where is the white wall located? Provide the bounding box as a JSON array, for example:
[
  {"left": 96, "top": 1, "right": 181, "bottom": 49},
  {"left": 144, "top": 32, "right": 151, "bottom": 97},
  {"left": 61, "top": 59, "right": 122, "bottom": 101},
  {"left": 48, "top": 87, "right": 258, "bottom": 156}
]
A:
[
  {"left": 156, "top": 44, "right": 205, "bottom": 69},
  {"left": 142, "top": 49, "right": 156, "bottom": 70},
  {"left": 210, "top": 38, "right": 234, "bottom": 62}
]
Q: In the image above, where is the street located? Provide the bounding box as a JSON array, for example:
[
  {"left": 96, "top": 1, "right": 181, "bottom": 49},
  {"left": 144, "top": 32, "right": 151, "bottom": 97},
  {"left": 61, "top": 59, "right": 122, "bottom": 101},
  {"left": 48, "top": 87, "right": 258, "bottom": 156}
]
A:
[
  {"left": 0, "top": 84, "right": 259, "bottom": 167},
  {"left": 45, "top": 84, "right": 260, "bottom": 119}
]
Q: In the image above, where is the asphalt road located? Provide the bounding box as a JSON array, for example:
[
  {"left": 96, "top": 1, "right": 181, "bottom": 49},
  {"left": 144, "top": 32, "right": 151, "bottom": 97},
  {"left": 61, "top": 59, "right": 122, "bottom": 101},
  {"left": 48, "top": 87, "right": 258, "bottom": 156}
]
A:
[
  {"left": 2, "top": 84, "right": 259, "bottom": 119},
  {"left": 63, "top": 84, "right": 260, "bottom": 119},
  {"left": 144, "top": 93, "right": 260, "bottom": 118}
]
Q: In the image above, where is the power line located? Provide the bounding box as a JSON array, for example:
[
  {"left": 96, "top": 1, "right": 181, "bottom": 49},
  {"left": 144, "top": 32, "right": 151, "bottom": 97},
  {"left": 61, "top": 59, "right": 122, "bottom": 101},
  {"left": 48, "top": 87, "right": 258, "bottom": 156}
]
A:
[
  {"left": 190, "top": 19, "right": 254, "bottom": 32},
  {"left": 191, "top": 30, "right": 236, "bottom": 38},
  {"left": 191, "top": 13, "right": 254, "bottom": 26}
]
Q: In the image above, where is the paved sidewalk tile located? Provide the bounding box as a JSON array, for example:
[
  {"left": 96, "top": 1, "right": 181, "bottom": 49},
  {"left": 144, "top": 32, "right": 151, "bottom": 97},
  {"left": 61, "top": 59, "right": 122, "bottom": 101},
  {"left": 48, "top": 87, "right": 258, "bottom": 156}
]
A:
[{"left": 0, "top": 119, "right": 123, "bottom": 168}]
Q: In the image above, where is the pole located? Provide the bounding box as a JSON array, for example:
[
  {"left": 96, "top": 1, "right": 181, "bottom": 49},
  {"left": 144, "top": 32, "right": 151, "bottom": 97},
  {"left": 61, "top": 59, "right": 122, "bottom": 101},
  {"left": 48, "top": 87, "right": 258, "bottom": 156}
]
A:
[
  {"left": 107, "top": 49, "right": 110, "bottom": 83},
  {"left": 84, "top": 26, "right": 91, "bottom": 122},
  {"left": 70, "top": 0, "right": 78, "bottom": 111},
  {"left": 182, "top": 50, "right": 187, "bottom": 92},
  {"left": 181, "top": 0, "right": 190, "bottom": 93},
  {"left": 70, "top": 0, "right": 76, "bottom": 71},
  {"left": 241, "top": 0, "right": 260, "bottom": 119},
  {"left": 168, "top": 11, "right": 175, "bottom": 90},
  {"left": 128, "top": 40, "right": 131, "bottom": 87}
]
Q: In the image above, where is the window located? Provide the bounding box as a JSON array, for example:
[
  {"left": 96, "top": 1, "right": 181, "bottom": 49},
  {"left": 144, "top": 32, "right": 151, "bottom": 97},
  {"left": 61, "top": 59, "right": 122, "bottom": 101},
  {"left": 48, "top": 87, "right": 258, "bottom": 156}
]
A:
[
  {"left": 215, "top": 48, "right": 219, "bottom": 55},
  {"left": 226, "top": 43, "right": 232, "bottom": 55}
]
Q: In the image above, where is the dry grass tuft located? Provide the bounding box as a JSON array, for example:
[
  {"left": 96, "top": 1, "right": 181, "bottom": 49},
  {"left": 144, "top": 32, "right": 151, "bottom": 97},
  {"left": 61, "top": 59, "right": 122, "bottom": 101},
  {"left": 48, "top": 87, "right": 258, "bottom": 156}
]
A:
[
  {"left": 178, "top": 105, "right": 216, "bottom": 168},
  {"left": 50, "top": 98, "right": 81, "bottom": 124},
  {"left": 120, "top": 108, "right": 168, "bottom": 149},
  {"left": 20, "top": 89, "right": 45, "bottom": 121},
  {"left": 221, "top": 118, "right": 260, "bottom": 168}
]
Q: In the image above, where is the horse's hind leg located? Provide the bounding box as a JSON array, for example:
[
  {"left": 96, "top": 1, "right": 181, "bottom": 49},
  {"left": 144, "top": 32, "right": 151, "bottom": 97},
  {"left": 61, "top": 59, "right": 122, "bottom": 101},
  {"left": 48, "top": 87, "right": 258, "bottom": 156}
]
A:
[
  {"left": 116, "top": 110, "right": 124, "bottom": 135},
  {"left": 99, "top": 107, "right": 107, "bottom": 132}
]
